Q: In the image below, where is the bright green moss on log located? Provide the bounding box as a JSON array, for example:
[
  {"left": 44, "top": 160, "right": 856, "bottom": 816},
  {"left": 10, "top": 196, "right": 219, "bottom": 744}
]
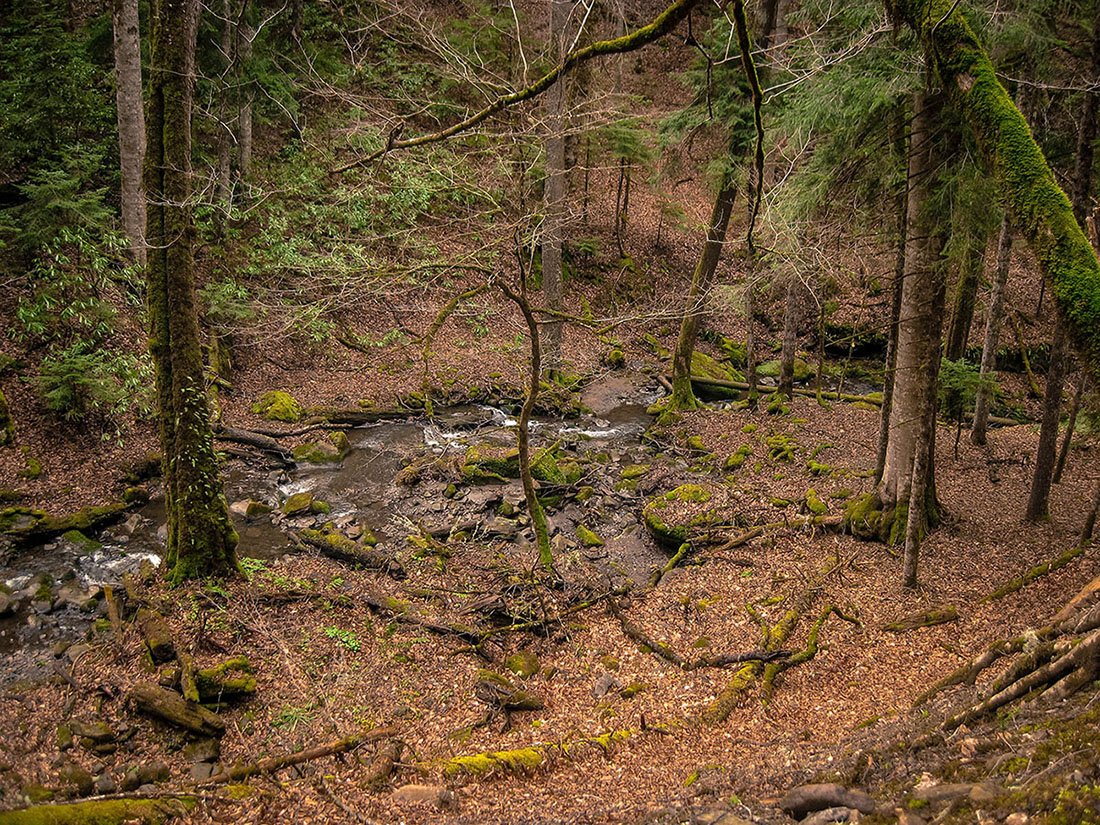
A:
[
  {"left": 0, "top": 797, "right": 196, "bottom": 825},
  {"left": 898, "top": 0, "right": 1100, "bottom": 381},
  {"left": 1, "top": 503, "right": 130, "bottom": 544},
  {"left": 442, "top": 731, "right": 631, "bottom": 778},
  {"left": 251, "top": 391, "right": 303, "bottom": 422}
]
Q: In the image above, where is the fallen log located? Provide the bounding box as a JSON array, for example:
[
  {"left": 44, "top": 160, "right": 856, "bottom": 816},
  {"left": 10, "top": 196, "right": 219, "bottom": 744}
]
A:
[
  {"left": 129, "top": 683, "right": 225, "bottom": 737},
  {"left": 0, "top": 796, "right": 196, "bottom": 825},
  {"left": 214, "top": 425, "right": 295, "bottom": 467},
  {"left": 980, "top": 544, "right": 1085, "bottom": 604},
  {"left": 882, "top": 605, "right": 959, "bottom": 633},
  {"left": 296, "top": 528, "right": 406, "bottom": 579},
  {"left": 363, "top": 741, "right": 404, "bottom": 790},
  {"left": 441, "top": 730, "right": 630, "bottom": 778},
  {"left": 202, "top": 726, "right": 399, "bottom": 785}
]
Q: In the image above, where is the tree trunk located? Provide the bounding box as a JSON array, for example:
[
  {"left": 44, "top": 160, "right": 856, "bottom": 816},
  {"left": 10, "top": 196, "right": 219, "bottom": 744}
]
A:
[
  {"left": 944, "top": 233, "right": 985, "bottom": 360},
  {"left": 541, "top": 0, "right": 569, "bottom": 378},
  {"left": 1025, "top": 320, "right": 1069, "bottom": 521},
  {"left": 146, "top": 0, "right": 239, "bottom": 583},
  {"left": 971, "top": 215, "right": 1011, "bottom": 445},
  {"left": 236, "top": 3, "right": 254, "bottom": 180},
  {"left": 777, "top": 275, "right": 800, "bottom": 398},
  {"left": 668, "top": 169, "right": 737, "bottom": 410},
  {"left": 745, "top": 272, "right": 758, "bottom": 395},
  {"left": 1070, "top": 22, "right": 1099, "bottom": 235},
  {"left": 879, "top": 89, "right": 948, "bottom": 514},
  {"left": 1054, "top": 373, "right": 1085, "bottom": 484},
  {"left": 897, "top": 0, "right": 1100, "bottom": 387},
  {"left": 1081, "top": 476, "right": 1100, "bottom": 547},
  {"left": 112, "top": 0, "right": 146, "bottom": 266},
  {"left": 875, "top": 102, "right": 909, "bottom": 485},
  {"left": 214, "top": 0, "right": 235, "bottom": 206}
]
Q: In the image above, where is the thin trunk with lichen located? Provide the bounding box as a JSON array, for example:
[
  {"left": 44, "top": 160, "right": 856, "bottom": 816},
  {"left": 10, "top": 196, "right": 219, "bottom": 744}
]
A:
[
  {"left": 146, "top": 0, "right": 238, "bottom": 583},
  {"left": 896, "top": 0, "right": 1100, "bottom": 386},
  {"left": 1025, "top": 321, "right": 1069, "bottom": 521},
  {"left": 777, "top": 275, "right": 800, "bottom": 398},
  {"left": 668, "top": 169, "right": 738, "bottom": 410},
  {"left": 112, "top": 0, "right": 146, "bottom": 266},
  {"left": 971, "top": 215, "right": 1011, "bottom": 445}
]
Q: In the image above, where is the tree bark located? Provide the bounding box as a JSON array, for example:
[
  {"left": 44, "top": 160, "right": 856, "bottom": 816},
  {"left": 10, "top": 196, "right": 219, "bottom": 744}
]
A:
[
  {"left": 146, "top": 0, "right": 239, "bottom": 582},
  {"left": 668, "top": 169, "right": 737, "bottom": 410},
  {"left": 777, "top": 274, "right": 800, "bottom": 398},
  {"left": 214, "top": 0, "right": 235, "bottom": 206},
  {"left": 112, "top": 0, "right": 146, "bottom": 266},
  {"left": 896, "top": 0, "right": 1100, "bottom": 387},
  {"left": 1025, "top": 320, "right": 1069, "bottom": 521},
  {"left": 1081, "top": 476, "right": 1100, "bottom": 547},
  {"left": 944, "top": 233, "right": 985, "bottom": 360},
  {"left": 1053, "top": 373, "right": 1085, "bottom": 483},
  {"left": 879, "top": 89, "right": 948, "bottom": 511},
  {"left": 971, "top": 215, "right": 1011, "bottom": 445},
  {"left": 874, "top": 102, "right": 909, "bottom": 485},
  {"left": 541, "top": 0, "right": 569, "bottom": 377},
  {"left": 236, "top": 2, "right": 254, "bottom": 179}
]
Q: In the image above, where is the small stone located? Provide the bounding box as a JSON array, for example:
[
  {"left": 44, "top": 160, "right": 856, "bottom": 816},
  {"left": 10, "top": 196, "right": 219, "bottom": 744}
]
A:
[
  {"left": 51, "top": 641, "right": 71, "bottom": 658},
  {"left": 120, "top": 761, "right": 169, "bottom": 792},
  {"left": 0, "top": 592, "right": 13, "bottom": 615},
  {"left": 779, "top": 784, "right": 875, "bottom": 817},
  {"left": 391, "top": 783, "right": 458, "bottom": 810},
  {"left": 66, "top": 644, "right": 91, "bottom": 663},
  {"left": 801, "top": 807, "right": 859, "bottom": 824},
  {"left": 94, "top": 773, "right": 116, "bottom": 794},
  {"left": 190, "top": 762, "right": 218, "bottom": 781},
  {"left": 910, "top": 783, "right": 979, "bottom": 804},
  {"left": 229, "top": 500, "right": 250, "bottom": 517},
  {"left": 1004, "top": 815, "right": 1028, "bottom": 825},
  {"left": 183, "top": 738, "right": 221, "bottom": 763},
  {"left": 69, "top": 719, "right": 114, "bottom": 744},
  {"left": 56, "top": 724, "right": 73, "bottom": 750},
  {"left": 967, "top": 782, "right": 1003, "bottom": 803},
  {"left": 57, "top": 763, "right": 94, "bottom": 797},
  {"left": 591, "top": 673, "right": 621, "bottom": 699}
]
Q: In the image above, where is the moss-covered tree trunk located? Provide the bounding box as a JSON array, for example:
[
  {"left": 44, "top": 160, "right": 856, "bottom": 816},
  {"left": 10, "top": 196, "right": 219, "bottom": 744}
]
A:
[
  {"left": 971, "top": 215, "right": 1011, "bottom": 445},
  {"left": 879, "top": 89, "right": 948, "bottom": 526},
  {"left": 896, "top": 0, "right": 1100, "bottom": 386},
  {"left": 668, "top": 169, "right": 738, "bottom": 410},
  {"left": 146, "top": 0, "right": 238, "bottom": 583}
]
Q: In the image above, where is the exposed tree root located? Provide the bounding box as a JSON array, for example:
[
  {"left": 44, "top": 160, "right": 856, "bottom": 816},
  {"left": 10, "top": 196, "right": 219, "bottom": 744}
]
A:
[
  {"left": 883, "top": 605, "right": 958, "bottom": 633},
  {"left": 760, "top": 605, "right": 860, "bottom": 703},
  {"left": 980, "top": 544, "right": 1086, "bottom": 603},
  {"left": 608, "top": 596, "right": 790, "bottom": 671},
  {"left": 213, "top": 425, "right": 295, "bottom": 467},
  {"left": 201, "top": 726, "right": 399, "bottom": 785}
]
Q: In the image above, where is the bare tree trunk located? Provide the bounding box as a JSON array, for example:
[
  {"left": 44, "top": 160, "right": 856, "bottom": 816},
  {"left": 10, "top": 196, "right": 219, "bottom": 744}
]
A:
[
  {"left": 777, "top": 275, "right": 799, "bottom": 398},
  {"left": 541, "top": 0, "right": 569, "bottom": 378},
  {"left": 214, "top": 0, "right": 235, "bottom": 206},
  {"left": 944, "top": 233, "right": 985, "bottom": 360},
  {"left": 668, "top": 171, "right": 737, "bottom": 410},
  {"left": 112, "top": 0, "right": 146, "bottom": 266},
  {"left": 879, "top": 89, "right": 948, "bottom": 513},
  {"left": 971, "top": 215, "right": 1011, "bottom": 445},
  {"left": 875, "top": 102, "right": 909, "bottom": 485},
  {"left": 237, "top": 3, "right": 254, "bottom": 180},
  {"left": 745, "top": 271, "right": 758, "bottom": 396},
  {"left": 1081, "top": 476, "right": 1100, "bottom": 547},
  {"left": 1054, "top": 373, "right": 1085, "bottom": 484},
  {"left": 1026, "top": 321, "right": 1069, "bottom": 521}
]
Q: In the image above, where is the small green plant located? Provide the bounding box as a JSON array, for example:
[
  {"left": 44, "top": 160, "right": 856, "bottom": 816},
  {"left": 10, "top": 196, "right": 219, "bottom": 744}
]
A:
[
  {"left": 271, "top": 703, "right": 316, "bottom": 731},
  {"left": 938, "top": 358, "right": 994, "bottom": 456},
  {"left": 324, "top": 626, "right": 361, "bottom": 652}
]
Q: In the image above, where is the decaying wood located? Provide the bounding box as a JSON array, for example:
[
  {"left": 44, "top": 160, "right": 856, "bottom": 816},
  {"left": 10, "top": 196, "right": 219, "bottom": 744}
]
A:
[
  {"left": 980, "top": 544, "right": 1086, "bottom": 604},
  {"left": 0, "top": 796, "right": 197, "bottom": 825},
  {"left": 214, "top": 425, "right": 295, "bottom": 466},
  {"left": 136, "top": 608, "right": 177, "bottom": 664},
  {"left": 882, "top": 605, "right": 959, "bottom": 633},
  {"left": 202, "top": 725, "right": 399, "bottom": 785},
  {"left": 129, "top": 683, "right": 225, "bottom": 737},
  {"left": 363, "top": 740, "right": 404, "bottom": 790},
  {"left": 294, "top": 529, "right": 406, "bottom": 579}
]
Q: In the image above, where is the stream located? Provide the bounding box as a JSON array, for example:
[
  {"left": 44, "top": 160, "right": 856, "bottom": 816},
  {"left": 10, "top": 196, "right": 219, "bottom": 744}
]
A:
[{"left": 0, "top": 372, "right": 663, "bottom": 687}]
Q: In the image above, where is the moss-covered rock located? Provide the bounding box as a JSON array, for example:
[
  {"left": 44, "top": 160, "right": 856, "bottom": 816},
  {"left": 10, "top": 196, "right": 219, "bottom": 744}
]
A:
[
  {"left": 805, "top": 489, "right": 828, "bottom": 515},
  {"left": 621, "top": 464, "right": 650, "bottom": 480},
  {"left": 505, "top": 651, "right": 540, "bottom": 679},
  {"left": 642, "top": 484, "right": 719, "bottom": 550},
  {"left": 723, "top": 445, "right": 753, "bottom": 471},
  {"left": 281, "top": 492, "right": 314, "bottom": 516},
  {"left": 576, "top": 525, "right": 604, "bottom": 547},
  {"left": 18, "top": 447, "right": 42, "bottom": 480},
  {"left": 251, "top": 391, "right": 303, "bottom": 423},
  {"left": 1, "top": 503, "right": 129, "bottom": 544},
  {"left": 292, "top": 432, "right": 346, "bottom": 464},
  {"left": 61, "top": 530, "right": 101, "bottom": 554},
  {"left": 603, "top": 347, "right": 626, "bottom": 368},
  {"left": 758, "top": 358, "right": 812, "bottom": 382},
  {"left": 690, "top": 351, "right": 744, "bottom": 383}
]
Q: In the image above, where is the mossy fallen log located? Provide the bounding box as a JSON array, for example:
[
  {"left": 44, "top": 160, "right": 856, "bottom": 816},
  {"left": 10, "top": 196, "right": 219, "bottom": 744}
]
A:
[
  {"left": 0, "top": 502, "right": 131, "bottom": 546},
  {"left": 442, "top": 730, "right": 631, "bottom": 778},
  {"left": 160, "top": 656, "right": 256, "bottom": 703},
  {"left": 883, "top": 605, "right": 959, "bottom": 633},
  {"left": 129, "top": 683, "right": 225, "bottom": 737},
  {"left": 296, "top": 528, "right": 406, "bottom": 579},
  {"left": 0, "top": 796, "right": 196, "bottom": 825},
  {"left": 136, "top": 609, "right": 176, "bottom": 664}
]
